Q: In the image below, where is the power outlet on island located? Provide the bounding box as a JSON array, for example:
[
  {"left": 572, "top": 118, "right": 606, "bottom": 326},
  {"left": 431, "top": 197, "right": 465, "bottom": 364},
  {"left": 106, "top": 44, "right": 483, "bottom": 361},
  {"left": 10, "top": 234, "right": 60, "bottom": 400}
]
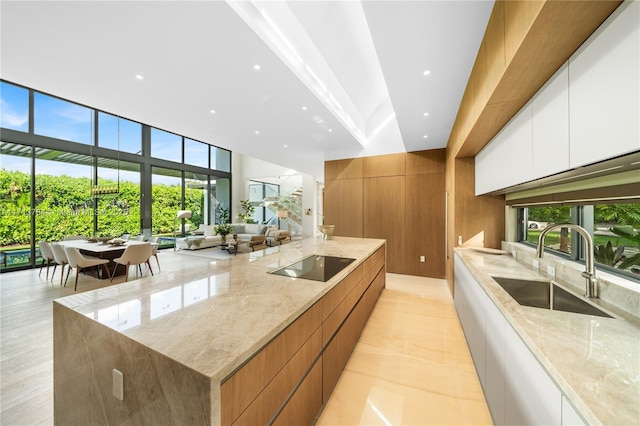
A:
[
  {"left": 420, "top": 256, "right": 425, "bottom": 263},
  {"left": 113, "top": 368, "right": 124, "bottom": 401}
]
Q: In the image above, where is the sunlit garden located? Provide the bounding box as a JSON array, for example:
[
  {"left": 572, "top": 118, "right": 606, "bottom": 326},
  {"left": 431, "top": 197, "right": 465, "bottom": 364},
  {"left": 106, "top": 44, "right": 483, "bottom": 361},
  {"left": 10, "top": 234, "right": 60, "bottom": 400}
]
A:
[
  {"left": 0, "top": 169, "right": 207, "bottom": 269},
  {"left": 528, "top": 205, "right": 640, "bottom": 276}
]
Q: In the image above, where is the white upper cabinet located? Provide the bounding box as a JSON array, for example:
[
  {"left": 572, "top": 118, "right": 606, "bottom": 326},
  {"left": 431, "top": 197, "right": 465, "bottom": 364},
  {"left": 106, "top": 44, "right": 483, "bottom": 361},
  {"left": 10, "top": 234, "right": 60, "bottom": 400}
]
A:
[
  {"left": 476, "top": 125, "right": 510, "bottom": 195},
  {"left": 569, "top": 1, "right": 640, "bottom": 168},
  {"left": 532, "top": 62, "right": 570, "bottom": 179},
  {"left": 475, "top": 104, "right": 532, "bottom": 195},
  {"left": 475, "top": 2, "right": 639, "bottom": 194}
]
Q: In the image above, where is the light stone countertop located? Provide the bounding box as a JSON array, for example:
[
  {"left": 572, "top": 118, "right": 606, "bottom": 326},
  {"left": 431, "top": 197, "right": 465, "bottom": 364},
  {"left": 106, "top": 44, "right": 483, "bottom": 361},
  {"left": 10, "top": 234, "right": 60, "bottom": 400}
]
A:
[
  {"left": 455, "top": 248, "right": 640, "bottom": 426},
  {"left": 55, "top": 236, "right": 385, "bottom": 382}
]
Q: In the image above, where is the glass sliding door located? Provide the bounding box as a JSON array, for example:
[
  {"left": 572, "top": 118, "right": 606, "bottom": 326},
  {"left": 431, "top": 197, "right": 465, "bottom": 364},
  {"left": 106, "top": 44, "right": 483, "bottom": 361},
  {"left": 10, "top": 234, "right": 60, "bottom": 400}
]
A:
[
  {"left": 34, "top": 149, "right": 93, "bottom": 241},
  {"left": 212, "top": 178, "right": 231, "bottom": 224},
  {"left": 96, "top": 158, "right": 141, "bottom": 238},
  {"left": 185, "top": 172, "right": 209, "bottom": 230},
  {"left": 0, "top": 143, "right": 32, "bottom": 270},
  {"left": 151, "top": 166, "right": 183, "bottom": 242}
]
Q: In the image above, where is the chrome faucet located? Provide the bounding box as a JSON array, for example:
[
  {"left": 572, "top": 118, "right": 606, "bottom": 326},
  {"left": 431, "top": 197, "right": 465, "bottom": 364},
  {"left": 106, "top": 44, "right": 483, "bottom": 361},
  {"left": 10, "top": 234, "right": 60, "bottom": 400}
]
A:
[{"left": 536, "top": 224, "right": 597, "bottom": 298}]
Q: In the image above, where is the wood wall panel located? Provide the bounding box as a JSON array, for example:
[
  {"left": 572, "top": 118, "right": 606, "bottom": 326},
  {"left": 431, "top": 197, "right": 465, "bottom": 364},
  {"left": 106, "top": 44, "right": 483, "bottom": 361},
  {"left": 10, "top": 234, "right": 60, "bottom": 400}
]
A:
[
  {"left": 325, "top": 152, "right": 445, "bottom": 279},
  {"left": 444, "top": 0, "right": 618, "bottom": 294},
  {"left": 323, "top": 178, "right": 363, "bottom": 237},
  {"left": 363, "top": 153, "right": 406, "bottom": 177},
  {"left": 482, "top": 1, "right": 505, "bottom": 109},
  {"left": 503, "top": 1, "right": 543, "bottom": 66},
  {"left": 364, "top": 176, "right": 406, "bottom": 274},
  {"left": 405, "top": 173, "right": 446, "bottom": 278},
  {"left": 406, "top": 149, "right": 446, "bottom": 175},
  {"left": 335, "top": 158, "right": 364, "bottom": 179},
  {"left": 454, "top": 158, "right": 505, "bottom": 250},
  {"left": 455, "top": 0, "right": 620, "bottom": 158}
]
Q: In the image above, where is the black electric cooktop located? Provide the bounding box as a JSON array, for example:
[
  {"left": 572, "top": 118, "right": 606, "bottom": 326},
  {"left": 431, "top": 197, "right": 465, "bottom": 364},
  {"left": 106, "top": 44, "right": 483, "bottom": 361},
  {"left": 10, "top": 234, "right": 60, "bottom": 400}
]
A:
[{"left": 270, "top": 255, "right": 356, "bottom": 282}]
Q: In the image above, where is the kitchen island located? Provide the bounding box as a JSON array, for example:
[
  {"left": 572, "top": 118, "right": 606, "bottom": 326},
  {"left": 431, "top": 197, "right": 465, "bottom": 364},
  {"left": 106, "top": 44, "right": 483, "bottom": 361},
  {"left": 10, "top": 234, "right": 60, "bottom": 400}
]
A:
[{"left": 53, "top": 236, "right": 385, "bottom": 425}]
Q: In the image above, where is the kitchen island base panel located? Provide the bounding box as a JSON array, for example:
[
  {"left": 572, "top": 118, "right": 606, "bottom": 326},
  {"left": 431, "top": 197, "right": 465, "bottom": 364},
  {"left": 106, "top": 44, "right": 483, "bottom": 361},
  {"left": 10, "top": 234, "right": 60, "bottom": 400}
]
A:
[
  {"left": 222, "top": 245, "right": 386, "bottom": 425},
  {"left": 53, "top": 303, "right": 213, "bottom": 425}
]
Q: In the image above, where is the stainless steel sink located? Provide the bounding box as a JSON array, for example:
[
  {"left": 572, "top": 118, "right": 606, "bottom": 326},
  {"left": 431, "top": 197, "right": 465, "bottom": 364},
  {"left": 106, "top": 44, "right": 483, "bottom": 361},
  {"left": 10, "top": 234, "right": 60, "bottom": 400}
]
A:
[{"left": 491, "top": 276, "right": 613, "bottom": 318}]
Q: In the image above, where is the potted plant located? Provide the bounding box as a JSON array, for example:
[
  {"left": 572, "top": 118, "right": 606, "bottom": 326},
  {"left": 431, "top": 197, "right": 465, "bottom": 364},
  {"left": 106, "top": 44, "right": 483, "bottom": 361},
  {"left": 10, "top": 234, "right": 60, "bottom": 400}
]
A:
[
  {"left": 215, "top": 223, "right": 234, "bottom": 243},
  {"left": 237, "top": 199, "right": 256, "bottom": 223}
]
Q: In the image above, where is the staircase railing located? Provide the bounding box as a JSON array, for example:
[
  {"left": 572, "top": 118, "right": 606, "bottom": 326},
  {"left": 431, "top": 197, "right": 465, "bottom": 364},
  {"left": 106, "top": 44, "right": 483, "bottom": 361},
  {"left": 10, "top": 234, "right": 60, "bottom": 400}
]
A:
[{"left": 263, "top": 187, "right": 303, "bottom": 235}]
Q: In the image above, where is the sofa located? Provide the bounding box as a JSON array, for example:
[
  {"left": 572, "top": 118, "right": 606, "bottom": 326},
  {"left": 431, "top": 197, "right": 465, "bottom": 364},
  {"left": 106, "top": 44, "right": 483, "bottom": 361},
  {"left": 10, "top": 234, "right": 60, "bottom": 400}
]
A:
[
  {"left": 232, "top": 223, "right": 269, "bottom": 251},
  {"left": 175, "top": 225, "right": 223, "bottom": 250}
]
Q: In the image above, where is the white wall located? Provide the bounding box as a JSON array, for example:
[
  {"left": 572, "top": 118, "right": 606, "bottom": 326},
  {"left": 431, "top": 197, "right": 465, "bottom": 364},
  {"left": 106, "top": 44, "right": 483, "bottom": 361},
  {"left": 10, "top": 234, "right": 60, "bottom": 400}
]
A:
[{"left": 232, "top": 152, "right": 319, "bottom": 237}]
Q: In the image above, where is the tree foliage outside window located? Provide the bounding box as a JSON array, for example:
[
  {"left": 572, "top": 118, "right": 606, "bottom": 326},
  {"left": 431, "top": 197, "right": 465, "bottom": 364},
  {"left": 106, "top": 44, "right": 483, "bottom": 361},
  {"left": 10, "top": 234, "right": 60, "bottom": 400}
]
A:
[
  {"left": 523, "top": 203, "right": 640, "bottom": 279},
  {"left": 1, "top": 169, "right": 204, "bottom": 245}
]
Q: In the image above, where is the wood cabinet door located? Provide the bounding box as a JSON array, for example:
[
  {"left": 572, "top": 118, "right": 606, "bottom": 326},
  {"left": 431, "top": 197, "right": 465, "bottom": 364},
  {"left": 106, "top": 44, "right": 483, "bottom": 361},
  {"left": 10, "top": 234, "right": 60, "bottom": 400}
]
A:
[{"left": 364, "top": 176, "right": 406, "bottom": 273}]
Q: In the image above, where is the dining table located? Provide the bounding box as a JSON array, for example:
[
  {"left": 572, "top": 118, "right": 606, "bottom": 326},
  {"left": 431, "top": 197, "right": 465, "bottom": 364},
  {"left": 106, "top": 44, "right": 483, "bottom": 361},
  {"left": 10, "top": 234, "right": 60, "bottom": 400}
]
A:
[{"left": 58, "top": 239, "right": 157, "bottom": 279}]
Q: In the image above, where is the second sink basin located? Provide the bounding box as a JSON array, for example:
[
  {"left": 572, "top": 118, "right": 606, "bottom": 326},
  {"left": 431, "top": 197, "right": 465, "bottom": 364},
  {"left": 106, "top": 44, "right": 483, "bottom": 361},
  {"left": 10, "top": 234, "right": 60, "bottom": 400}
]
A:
[{"left": 491, "top": 276, "right": 613, "bottom": 318}]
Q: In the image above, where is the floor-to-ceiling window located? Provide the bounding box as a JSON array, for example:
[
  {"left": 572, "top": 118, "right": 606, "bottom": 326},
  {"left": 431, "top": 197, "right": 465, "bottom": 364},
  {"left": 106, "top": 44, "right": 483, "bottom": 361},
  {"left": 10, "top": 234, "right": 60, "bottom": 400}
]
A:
[
  {"left": 1, "top": 80, "right": 232, "bottom": 272},
  {"left": 34, "top": 150, "right": 93, "bottom": 241},
  {"left": 96, "top": 158, "right": 141, "bottom": 237},
  {"left": 0, "top": 143, "right": 32, "bottom": 271},
  {"left": 151, "top": 167, "right": 184, "bottom": 236},
  {"left": 185, "top": 172, "right": 209, "bottom": 230},
  {"left": 151, "top": 128, "right": 181, "bottom": 162},
  {"left": 34, "top": 92, "right": 93, "bottom": 145},
  {"left": 98, "top": 112, "right": 142, "bottom": 154}
]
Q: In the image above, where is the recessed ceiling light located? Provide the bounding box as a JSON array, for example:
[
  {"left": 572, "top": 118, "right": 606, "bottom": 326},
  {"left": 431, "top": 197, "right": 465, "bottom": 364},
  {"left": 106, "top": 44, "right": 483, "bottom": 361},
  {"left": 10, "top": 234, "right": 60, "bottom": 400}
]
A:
[
  {"left": 423, "top": 70, "right": 431, "bottom": 76},
  {"left": 423, "top": 135, "right": 428, "bottom": 139},
  {"left": 283, "top": 144, "right": 288, "bottom": 148},
  {"left": 210, "top": 110, "right": 216, "bottom": 114},
  {"left": 302, "top": 106, "right": 307, "bottom": 111},
  {"left": 253, "top": 64, "right": 261, "bottom": 70},
  {"left": 423, "top": 112, "right": 429, "bottom": 117},
  {"left": 135, "top": 74, "right": 144, "bottom": 80},
  {"left": 254, "top": 130, "right": 260, "bottom": 135},
  {"left": 328, "top": 129, "right": 333, "bottom": 133}
]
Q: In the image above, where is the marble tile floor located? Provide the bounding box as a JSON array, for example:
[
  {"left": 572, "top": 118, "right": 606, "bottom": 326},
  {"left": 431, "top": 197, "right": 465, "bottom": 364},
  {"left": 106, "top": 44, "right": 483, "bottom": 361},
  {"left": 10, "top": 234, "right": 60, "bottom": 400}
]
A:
[{"left": 1, "top": 251, "right": 491, "bottom": 425}]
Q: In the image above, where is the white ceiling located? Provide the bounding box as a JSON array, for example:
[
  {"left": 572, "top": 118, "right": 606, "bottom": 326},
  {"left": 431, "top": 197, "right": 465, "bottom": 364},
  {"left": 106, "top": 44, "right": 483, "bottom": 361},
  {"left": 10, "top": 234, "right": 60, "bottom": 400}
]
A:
[{"left": 0, "top": 0, "right": 494, "bottom": 179}]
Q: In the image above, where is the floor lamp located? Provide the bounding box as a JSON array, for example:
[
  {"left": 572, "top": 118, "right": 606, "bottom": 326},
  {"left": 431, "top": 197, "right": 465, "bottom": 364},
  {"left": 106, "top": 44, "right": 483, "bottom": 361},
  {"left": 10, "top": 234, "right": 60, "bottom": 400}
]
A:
[
  {"left": 276, "top": 210, "right": 288, "bottom": 230},
  {"left": 174, "top": 210, "right": 192, "bottom": 251}
]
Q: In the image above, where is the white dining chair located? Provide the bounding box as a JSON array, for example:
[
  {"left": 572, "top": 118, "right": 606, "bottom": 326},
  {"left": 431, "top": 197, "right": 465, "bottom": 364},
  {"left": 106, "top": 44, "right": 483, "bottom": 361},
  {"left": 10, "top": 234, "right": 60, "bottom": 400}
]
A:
[
  {"left": 111, "top": 243, "right": 153, "bottom": 282},
  {"left": 38, "top": 241, "right": 55, "bottom": 280},
  {"left": 50, "top": 243, "right": 69, "bottom": 286},
  {"left": 63, "top": 246, "right": 111, "bottom": 291},
  {"left": 150, "top": 237, "right": 160, "bottom": 272}
]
